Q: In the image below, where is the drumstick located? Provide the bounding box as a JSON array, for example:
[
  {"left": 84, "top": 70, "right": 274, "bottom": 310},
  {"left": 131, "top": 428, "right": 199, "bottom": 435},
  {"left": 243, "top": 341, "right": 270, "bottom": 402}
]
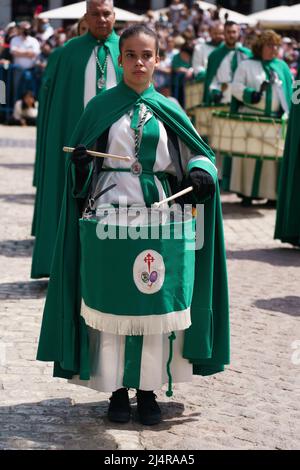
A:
[
  {"left": 153, "top": 186, "right": 193, "bottom": 208},
  {"left": 63, "top": 146, "right": 132, "bottom": 162}
]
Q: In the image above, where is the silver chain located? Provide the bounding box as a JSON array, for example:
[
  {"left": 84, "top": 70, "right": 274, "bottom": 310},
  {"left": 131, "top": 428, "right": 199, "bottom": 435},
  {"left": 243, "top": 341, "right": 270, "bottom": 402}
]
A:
[
  {"left": 134, "top": 106, "right": 149, "bottom": 160},
  {"left": 94, "top": 45, "right": 109, "bottom": 87}
]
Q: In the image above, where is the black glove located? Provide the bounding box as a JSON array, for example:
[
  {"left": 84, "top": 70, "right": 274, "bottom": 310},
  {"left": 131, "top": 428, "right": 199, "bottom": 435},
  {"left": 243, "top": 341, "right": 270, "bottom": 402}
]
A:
[
  {"left": 185, "top": 168, "right": 215, "bottom": 201},
  {"left": 71, "top": 144, "right": 93, "bottom": 168},
  {"left": 71, "top": 145, "right": 93, "bottom": 193},
  {"left": 259, "top": 80, "right": 270, "bottom": 93},
  {"left": 251, "top": 91, "right": 262, "bottom": 104},
  {"left": 212, "top": 90, "right": 223, "bottom": 104}
]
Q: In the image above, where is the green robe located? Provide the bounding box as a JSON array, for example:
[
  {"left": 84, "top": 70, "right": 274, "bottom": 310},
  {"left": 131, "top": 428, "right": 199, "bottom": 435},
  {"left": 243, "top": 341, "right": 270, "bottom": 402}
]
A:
[
  {"left": 36, "top": 81, "right": 230, "bottom": 382},
  {"left": 31, "top": 31, "right": 122, "bottom": 279},
  {"left": 275, "top": 72, "right": 300, "bottom": 246},
  {"left": 32, "top": 47, "right": 63, "bottom": 192},
  {"left": 203, "top": 43, "right": 252, "bottom": 104}
]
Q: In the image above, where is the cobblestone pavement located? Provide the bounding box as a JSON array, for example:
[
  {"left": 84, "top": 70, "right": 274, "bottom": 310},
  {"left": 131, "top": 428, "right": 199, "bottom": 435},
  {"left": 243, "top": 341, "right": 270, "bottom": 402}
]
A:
[{"left": 0, "top": 125, "right": 299, "bottom": 450}]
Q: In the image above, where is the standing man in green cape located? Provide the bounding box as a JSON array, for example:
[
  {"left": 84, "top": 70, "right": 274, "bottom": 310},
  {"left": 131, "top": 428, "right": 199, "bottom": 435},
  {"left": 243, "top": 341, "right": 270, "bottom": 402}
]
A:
[
  {"left": 275, "top": 70, "right": 300, "bottom": 246},
  {"left": 226, "top": 30, "right": 293, "bottom": 206},
  {"left": 31, "top": 0, "right": 123, "bottom": 279},
  {"left": 192, "top": 21, "right": 224, "bottom": 83},
  {"left": 36, "top": 25, "right": 229, "bottom": 426},
  {"left": 203, "top": 21, "right": 251, "bottom": 105}
]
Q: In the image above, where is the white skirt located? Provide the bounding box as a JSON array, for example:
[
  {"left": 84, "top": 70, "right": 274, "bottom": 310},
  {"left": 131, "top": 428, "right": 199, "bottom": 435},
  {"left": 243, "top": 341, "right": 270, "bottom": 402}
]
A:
[{"left": 69, "top": 326, "right": 193, "bottom": 393}]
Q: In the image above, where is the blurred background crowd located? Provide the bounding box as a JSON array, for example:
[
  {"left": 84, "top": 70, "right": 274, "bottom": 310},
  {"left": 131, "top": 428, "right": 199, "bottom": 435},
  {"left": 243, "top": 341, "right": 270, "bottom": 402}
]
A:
[{"left": 0, "top": 0, "right": 300, "bottom": 125}]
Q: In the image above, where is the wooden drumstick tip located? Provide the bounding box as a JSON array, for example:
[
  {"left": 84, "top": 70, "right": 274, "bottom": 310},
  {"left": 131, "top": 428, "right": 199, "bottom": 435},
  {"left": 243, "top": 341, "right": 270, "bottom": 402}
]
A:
[
  {"left": 63, "top": 146, "right": 132, "bottom": 162},
  {"left": 154, "top": 186, "right": 193, "bottom": 208}
]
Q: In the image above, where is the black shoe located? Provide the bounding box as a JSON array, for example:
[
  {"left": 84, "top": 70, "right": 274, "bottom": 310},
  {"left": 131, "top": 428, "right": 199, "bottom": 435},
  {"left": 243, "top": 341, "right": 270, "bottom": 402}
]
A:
[
  {"left": 136, "top": 390, "right": 162, "bottom": 426},
  {"left": 265, "top": 199, "right": 277, "bottom": 208},
  {"left": 107, "top": 388, "right": 131, "bottom": 423},
  {"left": 241, "top": 197, "right": 253, "bottom": 207}
]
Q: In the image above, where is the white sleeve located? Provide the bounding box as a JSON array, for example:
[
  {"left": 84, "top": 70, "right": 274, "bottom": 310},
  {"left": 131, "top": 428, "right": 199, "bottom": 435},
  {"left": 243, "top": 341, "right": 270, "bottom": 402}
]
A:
[
  {"left": 231, "top": 62, "right": 248, "bottom": 102},
  {"left": 31, "top": 38, "right": 41, "bottom": 56},
  {"left": 13, "top": 101, "right": 23, "bottom": 120},
  {"left": 177, "top": 137, "right": 217, "bottom": 175},
  {"left": 9, "top": 37, "right": 19, "bottom": 53},
  {"left": 210, "top": 74, "right": 221, "bottom": 92},
  {"left": 192, "top": 44, "right": 205, "bottom": 76}
]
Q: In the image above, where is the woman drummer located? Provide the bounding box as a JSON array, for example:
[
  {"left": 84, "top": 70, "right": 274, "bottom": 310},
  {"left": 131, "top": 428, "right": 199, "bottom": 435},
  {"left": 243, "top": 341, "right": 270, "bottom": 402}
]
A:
[
  {"left": 227, "top": 30, "right": 293, "bottom": 206},
  {"left": 36, "top": 25, "right": 229, "bottom": 426}
]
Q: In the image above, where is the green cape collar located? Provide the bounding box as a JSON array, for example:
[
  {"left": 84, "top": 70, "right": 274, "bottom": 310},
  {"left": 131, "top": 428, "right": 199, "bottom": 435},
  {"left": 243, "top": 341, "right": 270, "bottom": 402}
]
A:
[{"left": 70, "top": 80, "right": 215, "bottom": 162}]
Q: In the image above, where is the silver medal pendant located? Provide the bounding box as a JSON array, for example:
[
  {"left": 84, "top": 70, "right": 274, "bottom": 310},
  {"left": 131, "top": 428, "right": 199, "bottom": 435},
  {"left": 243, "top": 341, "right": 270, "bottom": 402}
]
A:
[
  {"left": 97, "top": 77, "right": 105, "bottom": 89},
  {"left": 131, "top": 160, "right": 143, "bottom": 176}
]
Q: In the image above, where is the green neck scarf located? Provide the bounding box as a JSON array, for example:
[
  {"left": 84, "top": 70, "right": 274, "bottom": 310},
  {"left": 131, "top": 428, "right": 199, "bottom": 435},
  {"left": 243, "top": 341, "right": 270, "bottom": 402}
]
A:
[
  {"left": 263, "top": 58, "right": 293, "bottom": 116},
  {"left": 78, "top": 30, "right": 122, "bottom": 83},
  {"left": 262, "top": 60, "right": 274, "bottom": 116},
  {"left": 204, "top": 43, "right": 251, "bottom": 104}
]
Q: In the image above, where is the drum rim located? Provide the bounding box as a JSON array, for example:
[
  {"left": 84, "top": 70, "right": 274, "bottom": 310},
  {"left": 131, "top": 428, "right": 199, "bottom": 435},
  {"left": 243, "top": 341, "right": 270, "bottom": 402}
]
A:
[
  {"left": 217, "top": 150, "right": 283, "bottom": 161},
  {"left": 79, "top": 213, "right": 195, "bottom": 228},
  {"left": 187, "top": 104, "right": 229, "bottom": 112},
  {"left": 212, "top": 110, "right": 283, "bottom": 124}
]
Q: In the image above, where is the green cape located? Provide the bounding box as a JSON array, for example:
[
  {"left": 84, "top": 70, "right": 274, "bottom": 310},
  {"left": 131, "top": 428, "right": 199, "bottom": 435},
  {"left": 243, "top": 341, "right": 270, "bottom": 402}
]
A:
[
  {"left": 36, "top": 81, "right": 230, "bottom": 380},
  {"left": 275, "top": 71, "right": 300, "bottom": 246},
  {"left": 203, "top": 43, "right": 252, "bottom": 104},
  {"left": 231, "top": 57, "right": 293, "bottom": 115},
  {"left": 31, "top": 31, "right": 122, "bottom": 279},
  {"left": 32, "top": 47, "right": 63, "bottom": 192}
]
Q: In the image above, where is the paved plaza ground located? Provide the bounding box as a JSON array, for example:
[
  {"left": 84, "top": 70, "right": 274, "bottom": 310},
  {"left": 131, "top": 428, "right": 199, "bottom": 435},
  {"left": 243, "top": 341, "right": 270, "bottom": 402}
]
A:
[{"left": 0, "top": 125, "right": 299, "bottom": 450}]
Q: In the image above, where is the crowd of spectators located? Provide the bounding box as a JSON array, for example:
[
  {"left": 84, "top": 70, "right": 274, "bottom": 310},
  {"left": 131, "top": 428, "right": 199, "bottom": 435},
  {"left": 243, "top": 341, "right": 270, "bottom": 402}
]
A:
[{"left": 0, "top": 0, "right": 299, "bottom": 123}]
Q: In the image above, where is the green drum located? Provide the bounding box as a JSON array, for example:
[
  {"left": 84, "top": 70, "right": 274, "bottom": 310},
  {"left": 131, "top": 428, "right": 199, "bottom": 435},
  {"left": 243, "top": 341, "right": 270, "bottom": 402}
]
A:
[
  {"left": 79, "top": 208, "right": 196, "bottom": 336},
  {"left": 211, "top": 111, "right": 287, "bottom": 160}
]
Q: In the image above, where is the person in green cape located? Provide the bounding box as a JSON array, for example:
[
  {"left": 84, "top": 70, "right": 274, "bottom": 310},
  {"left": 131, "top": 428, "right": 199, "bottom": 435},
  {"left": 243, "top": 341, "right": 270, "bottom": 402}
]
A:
[
  {"left": 171, "top": 43, "right": 194, "bottom": 106},
  {"left": 36, "top": 25, "right": 230, "bottom": 426},
  {"left": 192, "top": 21, "right": 224, "bottom": 83},
  {"left": 32, "top": 15, "right": 89, "bottom": 190},
  {"left": 32, "top": 46, "right": 63, "bottom": 190},
  {"left": 275, "top": 70, "right": 300, "bottom": 246},
  {"left": 203, "top": 21, "right": 251, "bottom": 106},
  {"left": 224, "top": 30, "right": 293, "bottom": 206},
  {"left": 31, "top": 0, "right": 123, "bottom": 279}
]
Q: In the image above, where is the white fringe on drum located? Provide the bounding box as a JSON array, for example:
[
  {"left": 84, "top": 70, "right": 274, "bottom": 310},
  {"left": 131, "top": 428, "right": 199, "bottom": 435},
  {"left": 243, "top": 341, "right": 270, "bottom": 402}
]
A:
[{"left": 80, "top": 299, "right": 191, "bottom": 336}]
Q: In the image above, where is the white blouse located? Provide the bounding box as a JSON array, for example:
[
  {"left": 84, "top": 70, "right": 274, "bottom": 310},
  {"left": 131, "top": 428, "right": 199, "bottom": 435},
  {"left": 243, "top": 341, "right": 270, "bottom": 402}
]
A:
[{"left": 232, "top": 59, "right": 289, "bottom": 114}]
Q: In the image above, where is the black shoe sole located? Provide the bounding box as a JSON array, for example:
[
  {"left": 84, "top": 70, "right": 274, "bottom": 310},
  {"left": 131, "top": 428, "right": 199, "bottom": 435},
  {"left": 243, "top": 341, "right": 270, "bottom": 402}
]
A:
[
  {"left": 107, "top": 412, "right": 131, "bottom": 423},
  {"left": 137, "top": 413, "right": 162, "bottom": 426}
]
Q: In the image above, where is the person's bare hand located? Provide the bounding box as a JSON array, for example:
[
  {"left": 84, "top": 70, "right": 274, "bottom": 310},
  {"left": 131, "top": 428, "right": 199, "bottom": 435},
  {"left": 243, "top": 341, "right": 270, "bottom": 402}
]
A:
[{"left": 185, "top": 69, "right": 194, "bottom": 79}]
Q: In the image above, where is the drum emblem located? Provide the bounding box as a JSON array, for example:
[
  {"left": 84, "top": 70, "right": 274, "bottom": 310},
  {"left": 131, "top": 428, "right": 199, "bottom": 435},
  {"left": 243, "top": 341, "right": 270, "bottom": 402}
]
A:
[{"left": 133, "top": 250, "right": 165, "bottom": 294}]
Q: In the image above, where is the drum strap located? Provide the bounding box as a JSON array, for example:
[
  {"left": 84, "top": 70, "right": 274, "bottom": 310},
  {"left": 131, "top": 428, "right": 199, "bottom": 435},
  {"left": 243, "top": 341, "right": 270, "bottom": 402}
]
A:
[
  {"left": 262, "top": 64, "right": 273, "bottom": 117},
  {"left": 82, "top": 128, "right": 109, "bottom": 214},
  {"left": 166, "top": 331, "right": 176, "bottom": 397}
]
